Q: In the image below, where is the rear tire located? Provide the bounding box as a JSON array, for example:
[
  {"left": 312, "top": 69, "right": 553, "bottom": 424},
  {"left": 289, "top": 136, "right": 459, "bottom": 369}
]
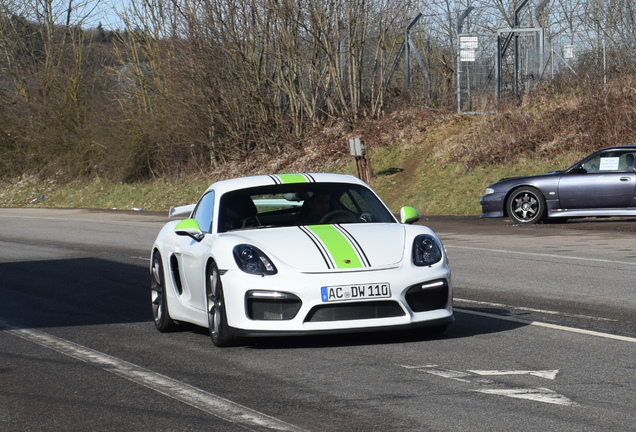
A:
[
  {"left": 507, "top": 187, "right": 545, "bottom": 224},
  {"left": 207, "top": 262, "right": 237, "bottom": 347},
  {"left": 151, "top": 251, "right": 177, "bottom": 332}
]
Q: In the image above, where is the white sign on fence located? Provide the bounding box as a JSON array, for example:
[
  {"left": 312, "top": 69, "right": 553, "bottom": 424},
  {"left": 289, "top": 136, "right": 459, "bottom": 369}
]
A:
[{"left": 459, "top": 36, "right": 479, "bottom": 62}]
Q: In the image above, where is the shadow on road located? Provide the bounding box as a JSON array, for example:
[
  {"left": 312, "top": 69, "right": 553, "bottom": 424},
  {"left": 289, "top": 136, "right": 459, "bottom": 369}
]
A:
[
  {"left": 244, "top": 308, "right": 528, "bottom": 350},
  {"left": 0, "top": 258, "right": 151, "bottom": 329},
  {"left": 0, "top": 257, "right": 529, "bottom": 349}
]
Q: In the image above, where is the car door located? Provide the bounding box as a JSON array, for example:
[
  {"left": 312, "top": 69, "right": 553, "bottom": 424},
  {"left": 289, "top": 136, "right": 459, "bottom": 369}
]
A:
[
  {"left": 175, "top": 190, "right": 216, "bottom": 312},
  {"left": 558, "top": 151, "right": 636, "bottom": 209},
  {"left": 171, "top": 234, "right": 208, "bottom": 311}
]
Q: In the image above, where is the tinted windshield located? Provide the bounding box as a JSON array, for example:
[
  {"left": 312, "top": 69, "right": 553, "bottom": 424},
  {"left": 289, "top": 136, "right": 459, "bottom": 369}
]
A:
[{"left": 218, "top": 183, "right": 395, "bottom": 232}]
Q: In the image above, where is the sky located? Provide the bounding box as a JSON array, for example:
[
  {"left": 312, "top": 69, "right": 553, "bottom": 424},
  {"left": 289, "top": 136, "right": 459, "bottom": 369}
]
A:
[
  {"left": 14, "top": 0, "right": 129, "bottom": 31},
  {"left": 90, "top": 0, "right": 127, "bottom": 30}
]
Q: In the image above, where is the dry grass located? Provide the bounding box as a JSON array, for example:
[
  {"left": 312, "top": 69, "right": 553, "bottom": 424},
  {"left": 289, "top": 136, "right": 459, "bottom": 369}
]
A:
[
  {"left": 446, "top": 77, "right": 636, "bottom": 170},
  {"left": 4, "top": 75, "right": 636, "bottom": 216}
]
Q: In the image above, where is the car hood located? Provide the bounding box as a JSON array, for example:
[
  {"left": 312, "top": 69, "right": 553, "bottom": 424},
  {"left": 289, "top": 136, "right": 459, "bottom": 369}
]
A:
[
  {"left": 495, "top": 170, "right": 563, "bottom": 185},
  {"left": 226, "top": 223, "right": 406, "bottom": 272}
]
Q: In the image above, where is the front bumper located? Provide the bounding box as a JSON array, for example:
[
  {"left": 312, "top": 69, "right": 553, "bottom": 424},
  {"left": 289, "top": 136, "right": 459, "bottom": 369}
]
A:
[
  {"left": 221, "top": 262, "right": 453, "bottom": 334},
  {"left": 479, "top": 192, "right": 506, "bottom": 218},
  {"left": 228, "top": 315, "right": 455, "bottom": 338}
]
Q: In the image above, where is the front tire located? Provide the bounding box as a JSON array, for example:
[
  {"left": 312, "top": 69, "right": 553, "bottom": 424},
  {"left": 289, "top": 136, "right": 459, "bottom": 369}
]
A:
[
  {"left": 151, "top": 251, "right": 177, "bottom": 332},
  {"left": 207, "top": 262, "right": 237, "bottom": 347},
  {"left": 507, "top": 187, "right": 545, "bottom": 224}
]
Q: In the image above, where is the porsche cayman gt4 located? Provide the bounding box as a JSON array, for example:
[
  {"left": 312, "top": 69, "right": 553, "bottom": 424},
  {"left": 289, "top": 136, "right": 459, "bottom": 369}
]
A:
[{"left": 150, "top": 173, "right": 453, "bottom": 346}]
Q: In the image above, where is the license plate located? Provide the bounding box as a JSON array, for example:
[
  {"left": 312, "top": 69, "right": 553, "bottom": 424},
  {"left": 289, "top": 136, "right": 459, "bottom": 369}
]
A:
[{"left": 321, "top": 283, "right": 391, "bottom": 302}]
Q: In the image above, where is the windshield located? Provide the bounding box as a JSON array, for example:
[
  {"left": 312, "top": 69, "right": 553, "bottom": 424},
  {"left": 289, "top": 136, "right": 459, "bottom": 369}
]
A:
[{"left": 218, "top": 183, "right": 395, "bottom": 233}]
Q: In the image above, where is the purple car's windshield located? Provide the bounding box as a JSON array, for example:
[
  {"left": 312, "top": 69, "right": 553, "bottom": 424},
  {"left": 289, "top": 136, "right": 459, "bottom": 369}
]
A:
[{"left": 218, "top": 183, "right": 395, "bottom": 232}]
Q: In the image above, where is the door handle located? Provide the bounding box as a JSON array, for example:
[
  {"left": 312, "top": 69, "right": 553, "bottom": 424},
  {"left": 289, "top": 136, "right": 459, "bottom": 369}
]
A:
[{"left": 620, "top": 177, "right": 631, "bottom": 181}]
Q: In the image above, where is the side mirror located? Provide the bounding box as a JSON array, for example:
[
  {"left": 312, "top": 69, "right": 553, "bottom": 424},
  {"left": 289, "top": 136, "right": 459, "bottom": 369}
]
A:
[
  {"left": 175, "top": 219, "right": 204, "bottom": 241},
  {"left": 570, "top": 165, "right": 587, "bottom": 174},
  {"left": 400, "top": 206, "right": 420, "bottom": 224}
]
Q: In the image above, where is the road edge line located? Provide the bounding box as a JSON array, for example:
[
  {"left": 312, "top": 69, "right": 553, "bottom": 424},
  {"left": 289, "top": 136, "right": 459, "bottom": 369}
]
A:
[
  {"left": 0, "top": 319, "right": 308, "bottom": 432},
  {"left": 456, "top": 308, "right": 636, "bottom": 343}
]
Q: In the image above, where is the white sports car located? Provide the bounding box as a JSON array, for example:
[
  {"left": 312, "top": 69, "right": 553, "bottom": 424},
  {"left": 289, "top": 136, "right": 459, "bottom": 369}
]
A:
[{"left": 150, "top": 173, "right": 453, "bottom": 346}]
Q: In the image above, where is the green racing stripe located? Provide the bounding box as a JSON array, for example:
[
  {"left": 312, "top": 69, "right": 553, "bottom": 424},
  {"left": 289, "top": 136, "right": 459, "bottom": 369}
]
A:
[
  {"left": 276, "top": 174, "right": 309, "bottom": 184},
  {"left": 306, "top": 225, "right": 364, "bottom": 269}
]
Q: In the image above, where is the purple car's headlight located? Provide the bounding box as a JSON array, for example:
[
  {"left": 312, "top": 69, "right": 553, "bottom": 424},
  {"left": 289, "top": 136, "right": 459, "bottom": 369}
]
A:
[
  {"left": 233, "top": 245, "right": 277, "bottom": 275},
  {"left": 412, "top": 234, "right": 442, "bottom": 267}
]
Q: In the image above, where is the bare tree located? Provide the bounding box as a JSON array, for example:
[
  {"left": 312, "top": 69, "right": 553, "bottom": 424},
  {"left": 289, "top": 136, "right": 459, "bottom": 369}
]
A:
[{"left": 0, "top": 0, "right": 110, "bottom": 178}]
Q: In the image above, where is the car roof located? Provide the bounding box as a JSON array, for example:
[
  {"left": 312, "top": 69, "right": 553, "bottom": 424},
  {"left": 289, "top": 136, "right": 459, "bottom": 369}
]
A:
[
  {"left": 596, "top": 145, "right": 636, "bottom": 152},
  {"left": 206, "top": 173, "right": 367, "bottom": 195}
]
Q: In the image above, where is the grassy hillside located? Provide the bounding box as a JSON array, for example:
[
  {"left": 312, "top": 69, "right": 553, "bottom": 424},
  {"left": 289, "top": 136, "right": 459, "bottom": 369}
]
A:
[
  {"left": 0, "top": 118, "right": 577, "bottom": 216},
  {"left": 0, "top": 150, "right": 573, "bottom": 217},
  {"left": 3, "top": 77, "right": 632, "bottom": 215}
]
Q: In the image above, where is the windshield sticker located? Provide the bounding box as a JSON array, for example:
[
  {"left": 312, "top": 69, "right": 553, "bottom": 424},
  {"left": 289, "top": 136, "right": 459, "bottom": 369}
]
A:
[{"left": 599, "top": 157, "right": 619, "bottom": 171}]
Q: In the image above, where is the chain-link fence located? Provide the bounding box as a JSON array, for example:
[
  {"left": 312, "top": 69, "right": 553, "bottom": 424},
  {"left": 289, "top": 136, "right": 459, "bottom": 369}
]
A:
[
  {"left": 457, "top": 33, "right": 498, "bottom": 114},
  {"left": 391, "top": 2, "right": 636, "bottom": 113}
]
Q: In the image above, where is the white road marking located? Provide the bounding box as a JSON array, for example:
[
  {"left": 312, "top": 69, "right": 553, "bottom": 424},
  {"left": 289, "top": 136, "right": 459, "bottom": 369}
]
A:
[
  {"left": 474, "top": 387, "right": 577, "bottom": 406},
  {"left": 456, "top": 298, "right": 617, "bottom": 322},
  {"left": 401, "top": 365, "right": 577, "bottom": 406},
  {"left": 446, "top": 244, "right": 636, "bottom": 267},
  {"left": 0, "top": 320, "right": 307, "bottom": 432},
  {"left": 421, "top": 368, "right": 472, "bottom": 383},
  {"left": 456, "top": 308, "right": 636, "bottom": 344},
  {"left": 468, "top": 370, "right": 559, "bottom": 380},
  {"left": 400, "top": 364, "right": 438, "bottom": 369}
]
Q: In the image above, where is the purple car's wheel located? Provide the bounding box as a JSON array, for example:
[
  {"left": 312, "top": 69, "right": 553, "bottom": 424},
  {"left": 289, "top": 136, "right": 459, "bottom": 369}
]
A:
[
  {"left": 207, "top": 262, "right": 236, "bottom": 347},
  {"left": 151, "top": 252, "right": 176, "bottom": 332},
  {"left": 507, "top": 187, "right": 545, "bottom": 224}
]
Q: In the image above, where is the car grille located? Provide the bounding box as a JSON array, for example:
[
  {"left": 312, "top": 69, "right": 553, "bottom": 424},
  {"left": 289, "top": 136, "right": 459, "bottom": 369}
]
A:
[{"left": 304, "top": 301, "right": 405, "bottom": 322}]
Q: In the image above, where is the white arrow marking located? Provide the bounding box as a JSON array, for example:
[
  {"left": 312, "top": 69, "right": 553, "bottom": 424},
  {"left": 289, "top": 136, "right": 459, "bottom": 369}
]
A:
[
  {"left": 468, "top": 370, "right": 559, "bottom": 380},
  {"left": 401, "top": 365, "right": 577, "bottom": 406},
  {"left": 400, "top": 364, "right": 439, "bottom": 369},
  {"left": 423, "top": 368, "right": 472, "bottom": 382},
  {"left": 474, "top": 387, "right": 578, "bottom": 406}
]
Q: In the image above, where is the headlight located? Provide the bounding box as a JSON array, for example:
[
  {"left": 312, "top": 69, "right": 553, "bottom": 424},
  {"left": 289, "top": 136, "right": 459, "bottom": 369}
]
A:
[
  {"left": 233, "top": 245, "right": 277, "bottom": 275},
  {"left": 412, "top": 234, "right": 443, "bottom": 267},
  {"left": 484, "top": 187, "right": 495, "bottom": 195}
]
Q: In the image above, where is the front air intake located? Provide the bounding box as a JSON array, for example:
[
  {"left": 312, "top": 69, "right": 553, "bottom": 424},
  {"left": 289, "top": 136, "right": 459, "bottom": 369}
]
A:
[
  {"left": 304, "top": 301, "right": 405, "bottom": 322},
  {"left": 404, "top": 279, "right": 449, "bottom": 312},
  {"left": 246, "top": 291, "right": 302, "bottom": 320}
]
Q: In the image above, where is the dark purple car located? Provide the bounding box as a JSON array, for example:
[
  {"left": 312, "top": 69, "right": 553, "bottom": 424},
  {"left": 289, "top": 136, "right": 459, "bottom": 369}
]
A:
[{"left": 480, "top": 146, "right": 636, "bottom": 224}]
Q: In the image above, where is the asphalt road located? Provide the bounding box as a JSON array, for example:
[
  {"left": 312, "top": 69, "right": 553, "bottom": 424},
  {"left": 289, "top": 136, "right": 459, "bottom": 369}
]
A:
[{"left": 1, "top": 208, "right": 635, "bottom": 431}]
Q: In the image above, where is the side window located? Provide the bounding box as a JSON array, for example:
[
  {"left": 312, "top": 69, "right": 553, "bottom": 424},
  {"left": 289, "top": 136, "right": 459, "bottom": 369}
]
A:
[
  {"left": 192, "top": 191, "right": 215, "bottom": 233},
  {"left": 622, "top": 152, "right": 636, "bottom": 172},
  {"left": 581, "top": 155, "right": 602, "bottom": 172},
  {"left": 583, "top": 153, "right": 630, "bottom": 173}
]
